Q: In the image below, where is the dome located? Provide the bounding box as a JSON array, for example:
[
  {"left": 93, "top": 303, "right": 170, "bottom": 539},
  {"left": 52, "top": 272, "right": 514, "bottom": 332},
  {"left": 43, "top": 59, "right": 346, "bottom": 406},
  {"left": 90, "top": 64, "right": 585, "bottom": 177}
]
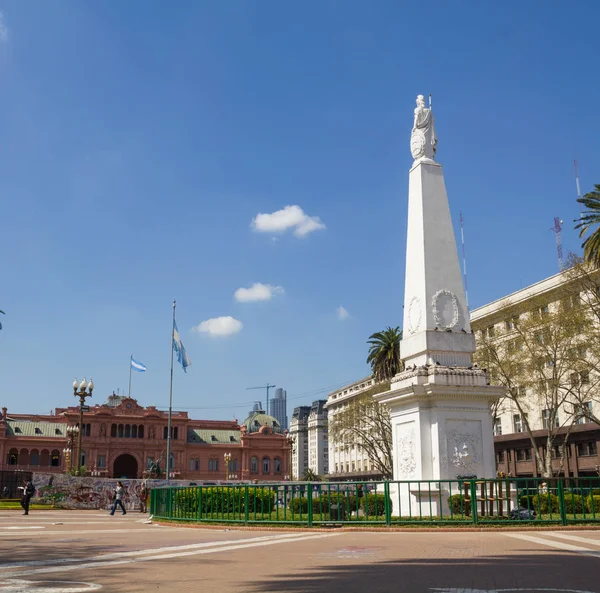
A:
[{"left": 242, "top": 411, "right": 282, "bottom": 434}]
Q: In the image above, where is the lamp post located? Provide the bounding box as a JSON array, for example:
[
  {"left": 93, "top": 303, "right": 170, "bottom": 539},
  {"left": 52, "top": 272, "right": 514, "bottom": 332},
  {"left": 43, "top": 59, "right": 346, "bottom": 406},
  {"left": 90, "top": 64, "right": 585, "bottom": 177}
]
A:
[
  {"left": 63, "top": 425, "right": 79, "bottom": 473},
  {"left": 72, "top": 377, "right": 94, "bottom": 476},
  {"left": 223, "top": 452, "right": 231, "bottom": 481}
]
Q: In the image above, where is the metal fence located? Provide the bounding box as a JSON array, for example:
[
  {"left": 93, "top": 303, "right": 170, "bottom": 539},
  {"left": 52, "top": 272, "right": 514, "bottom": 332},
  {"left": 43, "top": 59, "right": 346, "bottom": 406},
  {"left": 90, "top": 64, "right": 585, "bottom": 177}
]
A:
[{"left": 149, "top": 477, "right": 600, "bottom": 526}]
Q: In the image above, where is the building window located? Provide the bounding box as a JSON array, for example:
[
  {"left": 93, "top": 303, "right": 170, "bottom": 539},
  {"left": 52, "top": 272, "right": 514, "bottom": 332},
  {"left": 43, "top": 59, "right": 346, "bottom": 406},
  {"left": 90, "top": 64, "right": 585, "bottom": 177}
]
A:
[
  {"left": 80, "top": 450, "right": 86, "bottom": 468},
  {"left": 125, "top": 424, "right": 131, "bottom": 439},
  {"left": 195, "top": 458, "right": 200, "bottom": 471},
  {"left": 30, "top": 450, "right": 40, "bottom": 466},
  {"left": 576, "top": 442, "right": 598, "bottom": 457},
  {"left": 262, "top": 457, "right": 270, "bottom": 474},
  {"left": 487, "top": 325, "right": 495, "bottom": 338},
  {"left": 190, "top": 459, "right": 196, "bottom": 471},
  {"left": 51, "top": 450, "right": 61, "bottom": 467},
  {"left": 251, "top": 457, "right": 258, "bottom": 474},
  {"left": 132, "top": 425, "right": 138, "bottom": 439},
  {"left": 274, "top": 458, "right": 281, "bottom": 473},
  {"left": 118, "top": 424, "right": 124, "bottom": 438},
  {"left": 580, "top": 371, "right": 590, "bottom": 385},
  {"left": 542, "top": 409, "right": 559, "bottom": 430},
  {"left": 111, "top": 424, "right": 117, "bottom": 438},
  {"left": 516, "top": 448, "right": 532, "bottom": 462},
  {"left": 335, "top": 463, "right": 339, "bottom": 473},
  {"left": 164, "top": 426, "right": 168, "bottom": 439},
  {"left": 497, "top": 451, "right": 505, "bottom": 463},
  {"left": 138, "top": 425, "right": 144, "bottom": 438},
  {"left": 85, "top": 424, "right": 91, "bottom": 437},
  {"left": 574, "top": 402, "right": 592, "bottom": 425},
  {"left": 98, "top": 455, "right": 106, "bottom": 469},
  {"left": 513, "top": 414, "right": 523, "bottom": 433},
  {"left": 493, "top": 418, "right": 502, "bottom": 436}
]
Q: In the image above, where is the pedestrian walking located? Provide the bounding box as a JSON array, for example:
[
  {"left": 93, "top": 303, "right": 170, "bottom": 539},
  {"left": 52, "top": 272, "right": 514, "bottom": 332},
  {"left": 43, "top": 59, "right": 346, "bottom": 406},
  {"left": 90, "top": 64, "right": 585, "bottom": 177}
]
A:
[
  {"left": 2, "top": 485, "right": 8, "bottom": 498},
  {"left": 110, "top": 481, "right": 127, "bottom": 516},
  {"left": 20, "top": 480, "right": 35, "bottom": 515},
  {"left": 139, "top": 483, "right": 148, "bottom": 513}
]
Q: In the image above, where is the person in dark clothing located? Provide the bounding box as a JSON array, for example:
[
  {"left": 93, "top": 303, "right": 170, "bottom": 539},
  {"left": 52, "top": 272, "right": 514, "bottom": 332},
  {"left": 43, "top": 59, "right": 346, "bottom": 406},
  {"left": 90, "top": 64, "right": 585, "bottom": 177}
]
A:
[{"left": 20, "top": 481, "right": 35, "bottom": 515}]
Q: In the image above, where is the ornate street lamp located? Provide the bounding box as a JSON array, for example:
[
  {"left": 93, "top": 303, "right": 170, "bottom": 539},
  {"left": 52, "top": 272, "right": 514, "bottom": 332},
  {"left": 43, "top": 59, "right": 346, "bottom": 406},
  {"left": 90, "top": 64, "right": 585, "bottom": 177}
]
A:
[
  {"left": 223, "top": 452, "right": 232, "bottom": 481},
  {"left": 64, "top": 425, "right": 79, "bottom": 473},
  {"left": 286, "top": 432, "right": 296, "bottom": 482},
  {"left": 72, "top": 377, "right": 94, "bottom": 475}
]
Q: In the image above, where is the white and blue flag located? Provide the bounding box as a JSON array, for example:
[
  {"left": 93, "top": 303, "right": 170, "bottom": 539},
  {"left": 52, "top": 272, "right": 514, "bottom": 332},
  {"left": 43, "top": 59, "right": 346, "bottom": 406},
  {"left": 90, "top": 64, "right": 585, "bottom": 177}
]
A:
[
  {"left": 130, "top": 357, "right": 147, "bottom": 373},
  {"left": 173, "top": 320, "right": 191, "bottom": 372}
]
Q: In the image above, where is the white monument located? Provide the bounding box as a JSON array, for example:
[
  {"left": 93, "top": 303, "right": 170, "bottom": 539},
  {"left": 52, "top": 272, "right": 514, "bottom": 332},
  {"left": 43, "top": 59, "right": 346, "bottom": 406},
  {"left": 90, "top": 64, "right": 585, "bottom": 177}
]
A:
[{"left": 375, "top": 95, "right": 504, "bottom": 516}]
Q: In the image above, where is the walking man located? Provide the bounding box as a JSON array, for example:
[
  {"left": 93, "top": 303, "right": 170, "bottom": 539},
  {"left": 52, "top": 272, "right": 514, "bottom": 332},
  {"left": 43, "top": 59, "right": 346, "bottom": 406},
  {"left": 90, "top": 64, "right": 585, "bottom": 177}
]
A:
[
  {"left": 110, "top": 481, "right": 127, "bottom": 516},
  {"left": 20, "top": 480, "right": 35, "bottom": 515}
]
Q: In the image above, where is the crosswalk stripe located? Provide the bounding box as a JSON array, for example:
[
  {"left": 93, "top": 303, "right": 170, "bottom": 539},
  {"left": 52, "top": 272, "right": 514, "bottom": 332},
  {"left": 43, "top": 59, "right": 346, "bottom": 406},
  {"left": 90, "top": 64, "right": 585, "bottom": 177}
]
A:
[
  {"left": 545, "top": 533, "right": 600, "bottom": 547},
  {"left": 505, "top": 533, "right": 600, "bottom": 557}
]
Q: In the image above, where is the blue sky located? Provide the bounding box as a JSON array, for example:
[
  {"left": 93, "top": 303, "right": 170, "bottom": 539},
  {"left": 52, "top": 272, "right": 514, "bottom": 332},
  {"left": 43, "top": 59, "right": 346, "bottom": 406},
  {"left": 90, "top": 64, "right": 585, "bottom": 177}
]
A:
[{"left": 0, "top": 1, "right": 598, "bottom": 420}]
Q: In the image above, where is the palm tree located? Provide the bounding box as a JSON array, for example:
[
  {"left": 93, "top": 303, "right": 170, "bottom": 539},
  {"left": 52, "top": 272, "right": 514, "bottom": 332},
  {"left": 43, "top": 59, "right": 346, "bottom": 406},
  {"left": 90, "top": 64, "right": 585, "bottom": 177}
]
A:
[
  {"left": 302, "top": 468, "right": 320, "bottom": 482},
  {"left": 575, "top": 184, "right": 600, "bottom": 265},
  {"left": 366, "top": 326, "right": 403, "bottom": 382}
]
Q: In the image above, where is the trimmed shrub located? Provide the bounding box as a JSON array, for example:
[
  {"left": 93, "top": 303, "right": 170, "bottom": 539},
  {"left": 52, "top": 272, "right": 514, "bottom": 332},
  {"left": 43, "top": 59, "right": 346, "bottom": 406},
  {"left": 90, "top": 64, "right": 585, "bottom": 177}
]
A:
[
  {"left": 585, "top": 495, "right": 600, "bottom": 514},
  {"left": 448, "top": 494, "right": 469, "bottom": 515},
  {"left": 519, "top": 494, "right": 535, "bottom": 509},
  {"left": 563, "top": 494, "right": 584, "bottom": 514},
  {"left": 289, "top": 497, "right": 309, "bottom": 514},
  {"left": 361, "top": 493, "right": 392, "bottom": 516},
  {"left": 531, "top": 494, "right": 559, "bottom": 514}
]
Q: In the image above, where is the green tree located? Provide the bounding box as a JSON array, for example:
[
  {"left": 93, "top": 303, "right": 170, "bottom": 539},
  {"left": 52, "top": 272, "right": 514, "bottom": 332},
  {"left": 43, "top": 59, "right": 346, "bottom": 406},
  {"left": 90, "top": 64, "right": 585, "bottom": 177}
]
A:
[
  {"left": 575, "top": 184, "right": 600, "bottom": 265},
  {"left": 302, "top": 469, "right": 321, "bottom": 482},
  {"left": 366, "top": 326, "right": 403, "bottom": 382}
]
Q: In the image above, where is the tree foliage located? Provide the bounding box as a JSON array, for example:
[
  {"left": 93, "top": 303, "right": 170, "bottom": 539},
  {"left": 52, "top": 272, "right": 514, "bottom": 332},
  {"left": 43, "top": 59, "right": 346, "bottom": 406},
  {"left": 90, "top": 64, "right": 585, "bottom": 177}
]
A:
[
  {"left": 474, "top": 289, "right": 598, "bottom": 477},
  {"left": 328, "top": 382, "right": 393, "bottom": 479},
  {"left": 575, "top": 184, "right": 600, "bottom": 265},
  {"left": 302, "top": 468, "right": 321, "bottom": 482},
  {"left": 366, "top": 327, "right": 403, "bottom": 382}
]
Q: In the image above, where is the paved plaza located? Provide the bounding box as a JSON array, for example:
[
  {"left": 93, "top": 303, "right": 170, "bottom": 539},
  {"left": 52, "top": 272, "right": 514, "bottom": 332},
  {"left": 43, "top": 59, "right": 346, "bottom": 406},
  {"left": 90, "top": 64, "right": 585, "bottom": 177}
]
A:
[{"left": 0, "top": 511, "right": 600, "bottom": 592}]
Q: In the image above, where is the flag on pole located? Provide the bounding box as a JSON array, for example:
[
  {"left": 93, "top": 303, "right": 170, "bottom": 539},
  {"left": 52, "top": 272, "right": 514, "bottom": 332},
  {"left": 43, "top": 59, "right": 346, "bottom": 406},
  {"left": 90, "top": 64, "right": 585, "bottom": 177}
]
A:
[
  {"left": 130, "top": 357, "right": 147, "bottom": 373},
  {"left": 173, "top": 320, "right": 191, "bottom": 372}
]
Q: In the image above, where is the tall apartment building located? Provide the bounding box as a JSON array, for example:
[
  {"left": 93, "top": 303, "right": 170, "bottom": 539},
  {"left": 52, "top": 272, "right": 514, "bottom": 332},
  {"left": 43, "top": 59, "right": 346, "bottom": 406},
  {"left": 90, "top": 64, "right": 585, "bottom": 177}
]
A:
[
  {"left": 471, "top": 268, "right": 600, "bottom": 478},
  {"left": 270, "top": 388, "right": 288, "bottom": 431},
  {"left": 308, "top": 400, "right": 328, "bottom": 475},
  {"left": 324, "top": 377, "right": 387, "bottom": 480},
  {"left": 289, "top": 406, "right": 310, "bottom": 480}
]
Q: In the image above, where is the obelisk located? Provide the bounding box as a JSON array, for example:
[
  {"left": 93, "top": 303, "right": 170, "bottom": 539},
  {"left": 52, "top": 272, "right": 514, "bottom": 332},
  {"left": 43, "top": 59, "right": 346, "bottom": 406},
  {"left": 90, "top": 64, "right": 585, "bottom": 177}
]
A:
[{"left": 375, "top": 95, "right": 504, "bottom": 514}]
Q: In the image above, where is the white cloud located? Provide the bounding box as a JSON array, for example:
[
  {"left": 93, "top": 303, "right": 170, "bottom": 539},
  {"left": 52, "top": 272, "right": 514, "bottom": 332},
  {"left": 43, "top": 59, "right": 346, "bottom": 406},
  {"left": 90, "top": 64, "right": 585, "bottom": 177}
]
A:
[
  {"left": 0, "top": 12, "right": 9, "bottom": 43},
  {"left": 251, "top": 205, "right": 326, "bottom": 238},
  {"left": 337, "top": 306, "right": 350, "bottom": 321},
  {"left": 193, "top": 316, "right": 243, "bottom": 337},
  {"left": 234, "top": 283, "right": 284, "bottom": 303}
]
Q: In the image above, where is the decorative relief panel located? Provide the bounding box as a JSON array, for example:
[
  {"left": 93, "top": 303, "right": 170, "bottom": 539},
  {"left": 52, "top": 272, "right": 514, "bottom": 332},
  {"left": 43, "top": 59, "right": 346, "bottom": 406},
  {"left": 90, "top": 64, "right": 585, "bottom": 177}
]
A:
[
  {"left": 442, "top": 419, "right": 483, "bottom": 478},
  {"left": 395, "top": 421, "right": 417, "bottom": 479},
  {"left": 407, "top": 296, "right": 422, "bottom": 335},
  {"left": 432, "top": 289, "right": 460, "bottom": 330}
]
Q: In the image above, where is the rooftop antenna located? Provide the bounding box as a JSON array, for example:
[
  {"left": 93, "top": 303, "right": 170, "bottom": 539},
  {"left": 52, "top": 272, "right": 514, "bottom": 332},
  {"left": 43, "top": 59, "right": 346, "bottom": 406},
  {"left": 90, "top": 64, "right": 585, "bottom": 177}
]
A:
[
  {"left": 551, "top": 217, "right": 564, "bottom": 271},
  {"left": 459, "top": 212, "right": 469, "bottom": 311},
  {"left": 246, "top": 384, "right": 276, "bottom": 416}
]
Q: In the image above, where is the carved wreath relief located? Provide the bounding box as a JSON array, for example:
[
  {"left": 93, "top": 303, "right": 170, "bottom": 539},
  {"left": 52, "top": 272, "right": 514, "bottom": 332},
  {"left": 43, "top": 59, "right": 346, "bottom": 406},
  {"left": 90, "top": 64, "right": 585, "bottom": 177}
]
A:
[
  {"left": 432, "top": 289, "right": 460, "bottom": 330},
  {"left": 448, "top": 428, "right": 481, "bottom": 476}
]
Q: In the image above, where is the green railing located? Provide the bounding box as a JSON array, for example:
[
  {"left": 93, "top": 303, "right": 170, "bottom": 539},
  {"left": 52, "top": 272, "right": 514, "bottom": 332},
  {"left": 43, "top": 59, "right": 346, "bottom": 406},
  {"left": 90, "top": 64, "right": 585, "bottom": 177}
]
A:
[{"left": 149, "top": 477, "right": 600, "bottom": 526}]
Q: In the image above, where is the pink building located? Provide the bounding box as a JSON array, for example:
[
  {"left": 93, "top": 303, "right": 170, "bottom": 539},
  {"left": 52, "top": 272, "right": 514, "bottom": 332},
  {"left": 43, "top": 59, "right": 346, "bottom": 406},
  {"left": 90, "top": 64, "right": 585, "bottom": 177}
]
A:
[{"left": 0, "top": 394, "right": 290, "bottom": 481}]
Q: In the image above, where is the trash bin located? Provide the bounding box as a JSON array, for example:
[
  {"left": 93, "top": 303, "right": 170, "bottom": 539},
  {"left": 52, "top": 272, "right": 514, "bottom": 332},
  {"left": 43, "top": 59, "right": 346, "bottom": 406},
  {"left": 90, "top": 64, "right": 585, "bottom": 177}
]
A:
[{"left": 330, "top": 503, "right": 346, "bottom": 521}]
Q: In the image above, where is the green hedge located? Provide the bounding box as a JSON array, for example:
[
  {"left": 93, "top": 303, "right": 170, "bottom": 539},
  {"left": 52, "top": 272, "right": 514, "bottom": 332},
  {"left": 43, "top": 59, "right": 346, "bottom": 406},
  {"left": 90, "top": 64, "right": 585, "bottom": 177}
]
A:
[
  {"left": 563, "top": 494, "right": 584, "bottom": 514},
  {"left": 586, "top": 495, "right": 600, "bottom": 514},
  {"left": 448, "top": 494, "right": 469, "bottom": 515},
  {"left": 287, "top": 492, "right": 391, "bottom": 517},
  {"left": 172, "top": 487, "right": 275, "bottom": 515}
]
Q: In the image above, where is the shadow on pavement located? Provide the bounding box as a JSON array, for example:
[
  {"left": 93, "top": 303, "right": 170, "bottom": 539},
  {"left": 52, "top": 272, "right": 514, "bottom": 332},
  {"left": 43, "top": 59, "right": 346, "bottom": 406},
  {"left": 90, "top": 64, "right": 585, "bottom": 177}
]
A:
[{"left": 246, "top": 553, "right": 600, "bottom": 593}]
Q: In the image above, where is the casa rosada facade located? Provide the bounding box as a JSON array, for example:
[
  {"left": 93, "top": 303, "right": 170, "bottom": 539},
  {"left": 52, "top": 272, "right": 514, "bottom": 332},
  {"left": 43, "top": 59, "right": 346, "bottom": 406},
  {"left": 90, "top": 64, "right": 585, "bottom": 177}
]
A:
[{"left": 0, "top": 394, "right": 291, "bottom": 481}]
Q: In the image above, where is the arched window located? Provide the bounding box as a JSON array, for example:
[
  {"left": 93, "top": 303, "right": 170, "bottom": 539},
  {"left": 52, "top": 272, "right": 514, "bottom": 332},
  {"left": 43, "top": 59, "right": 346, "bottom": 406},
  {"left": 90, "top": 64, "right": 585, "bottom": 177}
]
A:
[
  {"left": 118, "top": 424, "right": 124, "bottom": 438},
  {"left": 274, "top": 457, "right": 282, "bottom": 473},
  {"left": 125, "top": 424, "right": 131, "bottom": 438},
  {"left": 232, "top": 458, "right": 238, "bottom": 471},
  {"left": 111, "top": 424, "right": 117, "bottom": 438},
  {"left": 250, "top": 456, "right": 258, "bottom": 474},
  {"left": 163, "top": 426, "right": 168, "bottom": 440},
  {"left": 138, "top": 425, "right": 144, "bottom": 438},
  {"left": 30, "top": 449, "right": 40, "bottom": 466},
  {"left": 80, "top": 450, "right": 86, "bottom": 468},
  {"left": 214, "top": 459, "right": 218, "bottom": 472},
  {"left": 132, "top": 425, "right": 137, "bottom": 439},
  {"left": 262, "top": 457, "right": 270, "bottom": 474},
  {"left": 51, "top": 450, "right": 60, "bottom": 467},
  {"left": 85, "top": 423, "right": 91, "bottom": 437},
  {"left": 7, "top": 448, "right": 18, "bottom": 465},
  {"left": 173, "top": 427, "right": 179, "bottom": 440},
  {"left": 208, "top": 459, "right": 213, "bottom": 471},
  {"left": 195, "top": 458, "right": 200, "bottom": 471},
  {"left": 190, "top": 458, "right": 195, "bottom": 471},
  {"left": 40, "top": 449, "right": 50, "bottom": 466}
]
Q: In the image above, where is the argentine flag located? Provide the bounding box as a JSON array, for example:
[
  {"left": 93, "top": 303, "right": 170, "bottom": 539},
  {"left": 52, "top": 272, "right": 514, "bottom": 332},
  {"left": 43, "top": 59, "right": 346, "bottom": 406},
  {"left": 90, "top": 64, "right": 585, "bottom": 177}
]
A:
[
  {"left": 131, "top": 357, "right": 147, "bottom": 373},
  {"left": 173, "top": 321, "right": 191, "bottom": 372}
]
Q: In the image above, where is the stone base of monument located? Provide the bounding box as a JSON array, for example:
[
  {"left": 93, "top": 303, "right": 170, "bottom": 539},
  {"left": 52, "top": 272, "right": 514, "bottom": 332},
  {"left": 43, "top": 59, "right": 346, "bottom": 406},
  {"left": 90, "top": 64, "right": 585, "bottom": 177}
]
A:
[{"left": 389, "top": 481, "right": 451, "bottom": 519}]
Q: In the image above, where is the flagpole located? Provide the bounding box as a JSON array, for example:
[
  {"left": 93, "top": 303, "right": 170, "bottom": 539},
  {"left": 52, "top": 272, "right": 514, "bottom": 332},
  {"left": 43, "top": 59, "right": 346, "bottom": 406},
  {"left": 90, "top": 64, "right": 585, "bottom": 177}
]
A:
[
  {"left": 128, "top": 355, "right": 133, "bottom": 398},
  {"left": 166, "top": 300, "right": 176, "bottom": 484}
]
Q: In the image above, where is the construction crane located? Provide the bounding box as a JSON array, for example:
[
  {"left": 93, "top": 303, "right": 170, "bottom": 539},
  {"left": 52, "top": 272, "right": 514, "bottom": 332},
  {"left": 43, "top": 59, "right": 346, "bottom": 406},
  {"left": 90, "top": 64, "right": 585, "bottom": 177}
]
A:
[
  {"left": 246, "top": 383, "right": 276, "bottom": 416},
  {"left": 551, "top": 217, "right": 564, "bottom": 271}
]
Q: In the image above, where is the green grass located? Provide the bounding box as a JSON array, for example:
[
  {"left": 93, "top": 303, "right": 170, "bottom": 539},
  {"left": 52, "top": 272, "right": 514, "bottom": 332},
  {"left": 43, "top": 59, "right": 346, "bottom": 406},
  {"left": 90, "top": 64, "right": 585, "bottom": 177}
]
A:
[{"left": 0, "top": 502, "right": 52, "bottom": 510}]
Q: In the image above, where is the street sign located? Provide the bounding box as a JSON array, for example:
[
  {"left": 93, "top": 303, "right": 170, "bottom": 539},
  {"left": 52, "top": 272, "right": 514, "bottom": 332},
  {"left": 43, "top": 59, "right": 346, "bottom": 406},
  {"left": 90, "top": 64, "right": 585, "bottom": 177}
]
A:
[{"left": 81, "top": 406, "right": 90, "bottom": 412}]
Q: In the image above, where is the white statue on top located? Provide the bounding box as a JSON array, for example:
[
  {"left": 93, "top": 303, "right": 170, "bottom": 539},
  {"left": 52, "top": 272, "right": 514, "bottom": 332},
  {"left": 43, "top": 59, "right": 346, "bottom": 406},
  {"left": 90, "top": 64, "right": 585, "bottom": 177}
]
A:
[{"left": 410, "top": 94, "right": 437, "bottom": 163}]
